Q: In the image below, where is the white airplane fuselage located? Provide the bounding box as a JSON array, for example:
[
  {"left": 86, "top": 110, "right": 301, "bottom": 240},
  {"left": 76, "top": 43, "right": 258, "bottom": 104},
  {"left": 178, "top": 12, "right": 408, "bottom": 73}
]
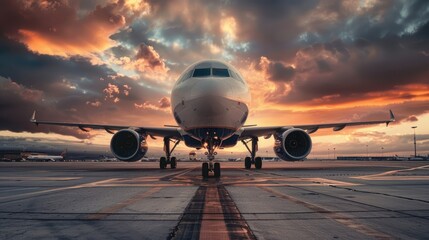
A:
[{"left": 171, "top": 60, "right": 250, "bottom": 149}]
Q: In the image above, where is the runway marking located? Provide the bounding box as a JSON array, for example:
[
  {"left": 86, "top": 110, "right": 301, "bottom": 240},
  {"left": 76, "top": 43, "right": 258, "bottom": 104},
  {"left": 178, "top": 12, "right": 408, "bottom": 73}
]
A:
[
  {"left": 160, "top": 168, "right": 197, "bottom": 181},
  {"left": 355, "top": 176, "right": 429, "bottom": 181},
  {"left": 127, "top": 167, "right": 196, "bottom": 182},
  {"left": 86, "top": 187, "right": 163, "bottom": 220},
  {"left": 301, "top": 177, "right": 360, "bottom": 186},
  {"left": 259, "top": 186, "right": 394, "bottom": 240},
  {"left": 171, "top": 181, "right": 256, "bottom": 240},
  {"left": 199, "top": 185, "right": 229, "bottom": 240},
  {"left": 93, "top": 168, "right": 197, "bottom": 187},
  {"left": 354, "top": 165, "right": 429, "bottom": 180},
  {"left": 87, "top": 183, "right": 194, "bottom": 187},
  {"left": 217, "top": 185, "right": 257, "bottom": 240},
  {"left": 169, "top": 186, "right": 206, "bottom": 239},
  {"left": 232, "top": 169, "right": 360, "bottom": 186},
  {"left": 0, "top": 177, "right": 80, "bottom": 181},
  {"left": 0, "top": 187, "right": 40, "bottom": 193},
  {"left": 0, "top": 178, "right": 118, "bottom": 203}
]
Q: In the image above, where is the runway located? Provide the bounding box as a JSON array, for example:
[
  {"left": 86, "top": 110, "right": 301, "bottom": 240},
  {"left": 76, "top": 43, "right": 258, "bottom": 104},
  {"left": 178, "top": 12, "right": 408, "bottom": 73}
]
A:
[{"left": 0, "top": 160, "right": 428, "bottom": 239}]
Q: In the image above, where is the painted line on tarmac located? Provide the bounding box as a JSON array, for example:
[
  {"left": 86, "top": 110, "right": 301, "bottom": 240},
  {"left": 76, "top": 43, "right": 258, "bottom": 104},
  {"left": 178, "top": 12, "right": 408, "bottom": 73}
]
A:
[
  {"left": 160, "top": 168, "right": 197, "bottom": 181},
  {"left": 259, "top": 186, "right": 393, "bottom": 240},
  {"left": 126, "top": 167, "right": 196, "bottom": 183},
  {"left": 0, "top": 177, "right": 81, "bottom": 181},
  {"left": 86, "top": 187, "right": 163, "bottom": 220},
  {"left": 87, "top": 183, "right": 194, "bottom": 187},
  {"left": 237, "top": 169, "right": 360, "bottom": 186},
  {"left": 353, "top": 164, "right": 429, "bottom": 180},
  {"left": 217, "top": 185, "right": 257, "bottom": 240},
  {"left": 199, "top": 184, "right": 229, "bottom": 240},
  {"left": 0, "top": 187, "right": 40, "bottom": 193},
  {"left": 0, "top": 178, "right": 118, "bottom": 203},
  {"left": 169, "top": 180, "right": 256, "bottom": 240},
  {"left": 169, "top": 185, "right": 206, "bottom": 239}
]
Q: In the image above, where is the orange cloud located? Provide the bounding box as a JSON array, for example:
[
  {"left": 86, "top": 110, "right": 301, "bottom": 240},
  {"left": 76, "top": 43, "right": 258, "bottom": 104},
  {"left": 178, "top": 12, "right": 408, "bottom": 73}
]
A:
[
  {"left": 6, "top": 0, "right": 145, "bottom": 57},
  {"left": 134, "top": 97, "right": 171, "bottom": 112},
  {"left": 135, "top": 43, "right": 168, "bottom": 72},
  {"left": 158, "top": 97, "right": 171, "bottom": 108},
  {"left": 86, "top": 100, "right": 102, "bottom": 107}
]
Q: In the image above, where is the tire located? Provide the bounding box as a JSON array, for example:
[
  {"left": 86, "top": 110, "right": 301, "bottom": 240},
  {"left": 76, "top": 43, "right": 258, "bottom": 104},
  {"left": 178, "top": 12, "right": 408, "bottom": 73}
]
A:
[
  {"left": 202, "top": 162, "right": 209, "bottom": 178},
  {"left": 160, "top": 157, "right": 166, "bottom": 169},
  {"left": 255, "top": 157, "right": 262, "bottom": 169},
  {"left": 214, "top": 162, "right": 221, "bottom": 178},
  {"left": 245, "top": 157, "right": 251, "bottom": 169},
  {"left": 170, "top": 157, "right": 177, "bottom": 169}
]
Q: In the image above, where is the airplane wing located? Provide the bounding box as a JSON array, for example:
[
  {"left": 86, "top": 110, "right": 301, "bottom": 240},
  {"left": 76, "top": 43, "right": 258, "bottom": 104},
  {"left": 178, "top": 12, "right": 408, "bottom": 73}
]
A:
[
  {"left": 240, "top": 110, "right": 395, "bottom": 139},
  {"left": 30, "top": 111, "right": 182, "bottom": 139}
]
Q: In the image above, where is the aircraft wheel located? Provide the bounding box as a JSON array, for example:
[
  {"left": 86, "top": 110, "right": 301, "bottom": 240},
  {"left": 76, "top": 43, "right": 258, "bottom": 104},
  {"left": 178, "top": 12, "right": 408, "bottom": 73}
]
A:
[
  {"left": 255, "top": 157, "right": 262, "bottom": 169},
  {"left": 202, "top": 162, "right": 209, "bottom": 178},
  {"left": 160, "top": 157, "right": 167, "bottom": 169},
  {"left": 245, "top": 157, "right": 251, "bottom": 169},
  {"left": 170, "top": 157, "right": 177, "bottom": 169},
  {"left": 214, "top": 162, "right": 221, "bottom": 178}
]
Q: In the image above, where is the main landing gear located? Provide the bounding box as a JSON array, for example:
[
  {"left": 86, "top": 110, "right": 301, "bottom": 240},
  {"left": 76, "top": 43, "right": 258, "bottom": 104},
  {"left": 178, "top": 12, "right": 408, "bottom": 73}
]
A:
[
  {"left": 241, "top": 137, "right": 263, "bottom": 169},
  {"left": 159, "top": 137, "right": 180, "bottom": 169},
  {"left": 201, "top": 138, "right": 221, "bottom": 178}
]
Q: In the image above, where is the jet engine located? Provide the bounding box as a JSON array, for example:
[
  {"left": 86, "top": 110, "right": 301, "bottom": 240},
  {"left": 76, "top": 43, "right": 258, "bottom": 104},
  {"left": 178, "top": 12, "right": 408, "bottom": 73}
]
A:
[
  {"left": 273, "top": 128, "right": 312, "bottom": 161},
  {"left": 110, "top": 129, "right": 148, "bottom": 161}
]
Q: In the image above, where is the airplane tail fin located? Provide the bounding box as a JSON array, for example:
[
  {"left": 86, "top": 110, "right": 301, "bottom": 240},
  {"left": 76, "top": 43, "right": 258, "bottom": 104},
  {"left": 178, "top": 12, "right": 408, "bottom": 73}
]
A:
[
  {"left": 61, "top": 149, "right": 67, "bottom": 157},
  {"left": 386, "top": 110, "right": 395, "bottom": 126}
]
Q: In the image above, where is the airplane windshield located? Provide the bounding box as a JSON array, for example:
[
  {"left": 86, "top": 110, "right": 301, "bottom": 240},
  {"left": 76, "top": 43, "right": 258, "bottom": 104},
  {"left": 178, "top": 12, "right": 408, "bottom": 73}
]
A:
[
  {"left": 212, "top": 68, "right": 230, "bottom": 77},
  {"left": 193, "top": 68, "right": 211, "bottom": 77}
]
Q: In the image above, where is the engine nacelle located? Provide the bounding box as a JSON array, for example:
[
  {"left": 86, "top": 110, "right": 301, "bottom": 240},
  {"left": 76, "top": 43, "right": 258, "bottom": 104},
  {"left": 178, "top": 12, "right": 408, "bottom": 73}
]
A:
[
  {"left": 110, "top": 129, "right": 148, "bottom": 162},
  {"left": 273, "top": 128, "right": 312, "bottom": 161}
]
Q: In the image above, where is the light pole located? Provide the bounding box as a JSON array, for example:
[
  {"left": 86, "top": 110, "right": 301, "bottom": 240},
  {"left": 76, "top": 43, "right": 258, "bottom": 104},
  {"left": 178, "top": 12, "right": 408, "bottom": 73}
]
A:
[
  {"left": 333, "top": 148, "right": 336, "bottom": 160},
  {"left": 328, "top": 148, "right": 330, "bottom": 159},
  {"left": 381, "top": 147, "right": 384, "bottom": 157},
  {"left": 412, "top": 126, "right": 417, "bottom": 157}
]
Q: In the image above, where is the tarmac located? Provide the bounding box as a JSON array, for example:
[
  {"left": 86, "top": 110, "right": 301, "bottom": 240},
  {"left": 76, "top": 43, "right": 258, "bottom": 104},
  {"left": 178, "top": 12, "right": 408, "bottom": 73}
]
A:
[{"left": 0, "top": 160, "right": 428, "bottom": 240}]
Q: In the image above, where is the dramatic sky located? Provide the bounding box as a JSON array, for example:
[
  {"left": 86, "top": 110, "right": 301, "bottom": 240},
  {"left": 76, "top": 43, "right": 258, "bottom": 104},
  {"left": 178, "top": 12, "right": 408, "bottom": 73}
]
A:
[{"left": 0, "top": 0, "right": 428, "bottom": 158}]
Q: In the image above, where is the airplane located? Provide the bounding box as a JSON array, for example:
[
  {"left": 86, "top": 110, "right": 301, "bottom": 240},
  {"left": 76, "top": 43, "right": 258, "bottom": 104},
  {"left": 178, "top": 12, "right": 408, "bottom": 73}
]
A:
[
  {"left": 26, "top": 150, "right": 67, "bottom": 162},
  {"left": 30, "top": 60, "right": 395, "bottom": 178}
]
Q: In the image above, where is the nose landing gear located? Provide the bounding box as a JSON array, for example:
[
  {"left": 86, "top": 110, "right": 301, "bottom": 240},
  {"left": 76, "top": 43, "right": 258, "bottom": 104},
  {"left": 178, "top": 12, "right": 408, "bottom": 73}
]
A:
[
  {"left": 201, "top": 160, "right": 221, "bottom": 178},
  {"left": 201, "top": 140, "right": 221, "bottom": 178}
]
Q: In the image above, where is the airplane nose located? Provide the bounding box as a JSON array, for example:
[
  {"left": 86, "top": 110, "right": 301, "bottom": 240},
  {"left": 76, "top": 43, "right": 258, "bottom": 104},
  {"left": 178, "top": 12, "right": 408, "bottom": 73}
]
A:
[{"left": 191, "top": 79, "right": 226, "bottom": 98}]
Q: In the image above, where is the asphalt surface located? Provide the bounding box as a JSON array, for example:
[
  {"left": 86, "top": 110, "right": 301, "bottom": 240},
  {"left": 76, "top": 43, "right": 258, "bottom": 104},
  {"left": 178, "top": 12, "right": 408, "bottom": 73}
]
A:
[{"left": 0, "top": 160, "right": 428, "bottom": 240}]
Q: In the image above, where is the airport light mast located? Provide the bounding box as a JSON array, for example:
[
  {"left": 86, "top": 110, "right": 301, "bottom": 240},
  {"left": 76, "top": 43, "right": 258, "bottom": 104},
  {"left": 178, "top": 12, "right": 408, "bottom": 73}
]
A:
[{"left": 412, "top": 126, "right": 417, "bottom": 157}]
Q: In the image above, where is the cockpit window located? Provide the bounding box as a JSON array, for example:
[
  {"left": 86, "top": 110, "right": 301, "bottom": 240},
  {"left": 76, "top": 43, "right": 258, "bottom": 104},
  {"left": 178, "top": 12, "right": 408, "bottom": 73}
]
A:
[
  {"left": 192, "top": 68, "right": 211, "bottom": 77},
  {"left": 212, "top": 68, "right": 230, "bottom": 77},
  {"left": 178, "top": 70, "right": 193, "bottom": 83},
  {"left": 230, "top": 70, "right": 244, "bottom": 82}
]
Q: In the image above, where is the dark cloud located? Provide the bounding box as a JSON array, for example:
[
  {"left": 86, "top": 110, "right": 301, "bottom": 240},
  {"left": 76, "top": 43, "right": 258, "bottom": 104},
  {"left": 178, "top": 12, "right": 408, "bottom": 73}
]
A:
[
  {"left": 266, "top": 33, "right": 429, "bottom": 105},
  {"left": 0, "top": 36, "right": 169, "bottom": 138},
  {"left": 267, "top": 62, "right": 295, "bottom": 82}
]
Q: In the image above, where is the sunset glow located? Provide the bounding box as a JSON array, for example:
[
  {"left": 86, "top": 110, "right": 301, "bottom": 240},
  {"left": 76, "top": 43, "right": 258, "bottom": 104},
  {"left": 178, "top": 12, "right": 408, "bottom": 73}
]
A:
[{"left": 0, "top": 0, "right": 428, "bottom": 157}]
